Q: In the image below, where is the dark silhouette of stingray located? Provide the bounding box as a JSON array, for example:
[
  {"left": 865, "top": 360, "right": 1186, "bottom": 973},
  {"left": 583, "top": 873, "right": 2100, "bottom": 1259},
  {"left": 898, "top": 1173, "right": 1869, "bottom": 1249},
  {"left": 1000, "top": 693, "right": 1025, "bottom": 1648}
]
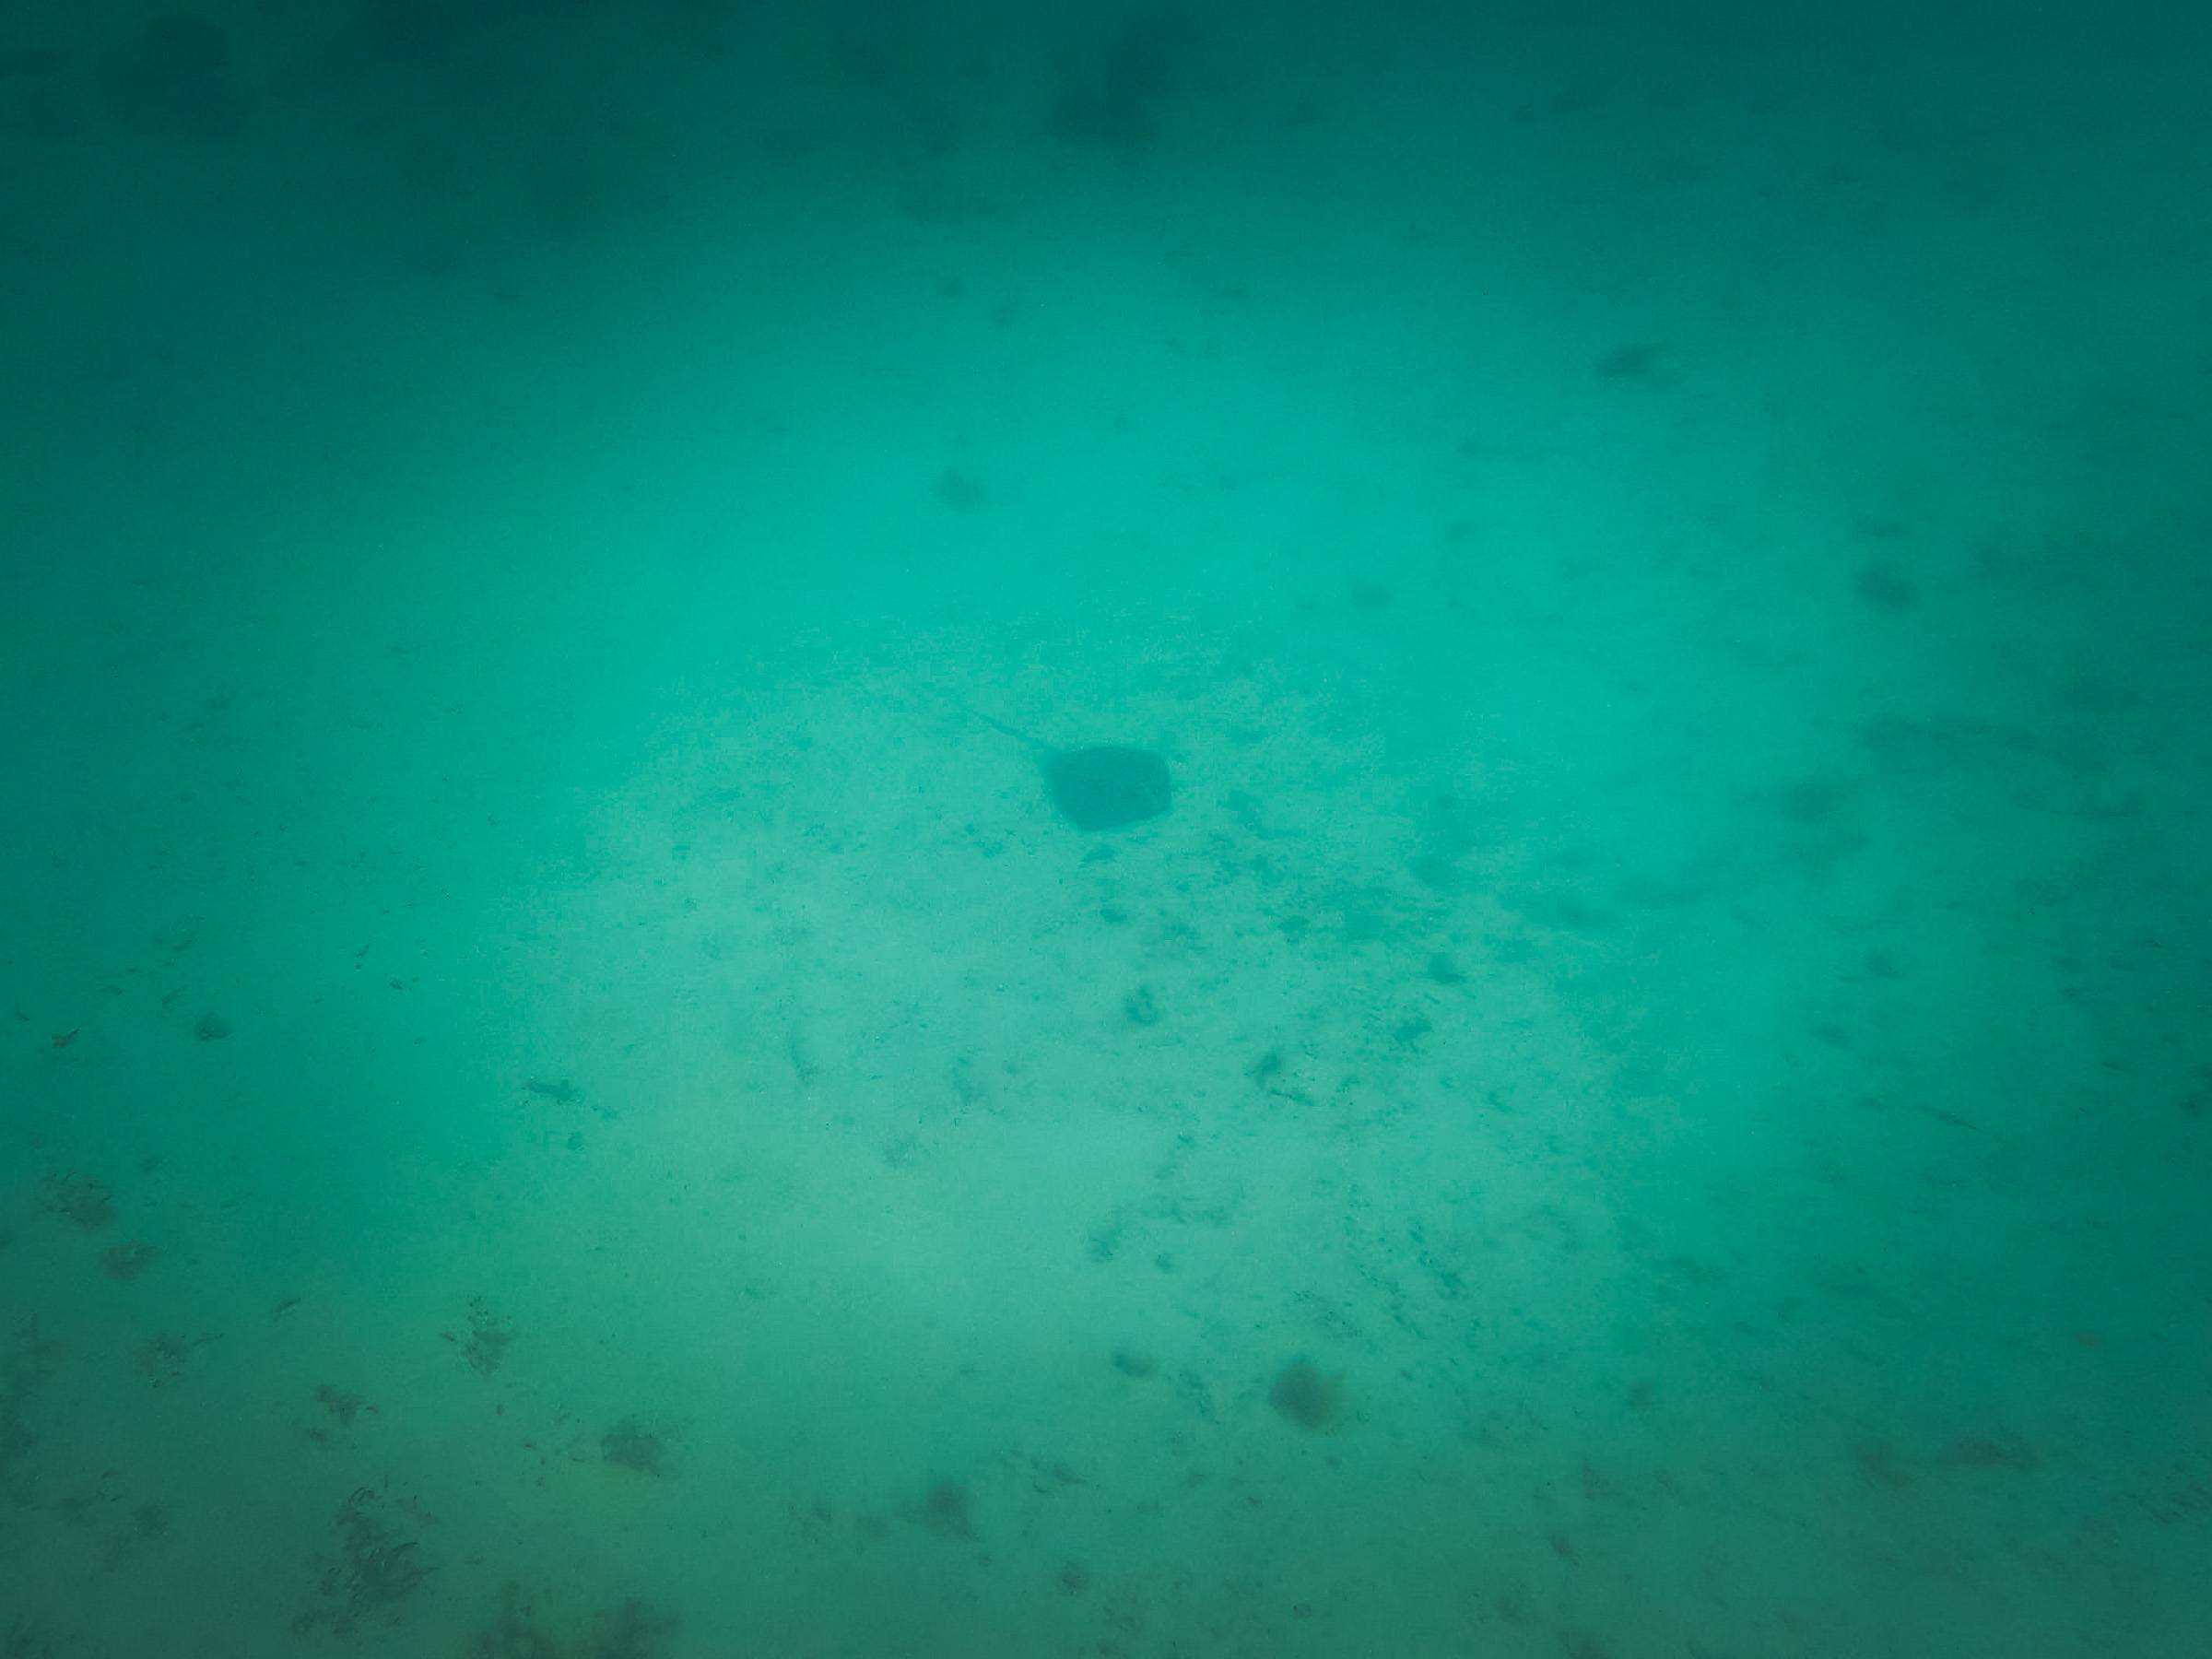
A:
[{"left": 965, "top": 705, "right": 1171, "bottom": 831}]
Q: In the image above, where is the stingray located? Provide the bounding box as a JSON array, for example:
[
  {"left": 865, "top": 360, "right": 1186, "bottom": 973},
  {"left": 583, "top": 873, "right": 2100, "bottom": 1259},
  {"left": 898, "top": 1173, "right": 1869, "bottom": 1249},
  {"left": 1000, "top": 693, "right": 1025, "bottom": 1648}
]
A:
[{"left": 966, "top": 706, "right": 1172, "bottom": 831}]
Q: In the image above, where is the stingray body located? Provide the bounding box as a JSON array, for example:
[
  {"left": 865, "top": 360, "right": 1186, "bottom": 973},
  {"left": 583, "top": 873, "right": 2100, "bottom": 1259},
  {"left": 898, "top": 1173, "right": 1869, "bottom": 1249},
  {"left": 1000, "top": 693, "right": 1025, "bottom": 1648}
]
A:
[{"left": 968, "top": 707, "right": 1171, "bottom": 831}]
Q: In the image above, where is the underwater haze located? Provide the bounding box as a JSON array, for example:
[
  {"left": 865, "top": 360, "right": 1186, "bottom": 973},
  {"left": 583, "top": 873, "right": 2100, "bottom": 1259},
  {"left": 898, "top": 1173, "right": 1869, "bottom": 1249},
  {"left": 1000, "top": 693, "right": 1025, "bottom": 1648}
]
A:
[{"left": 3, "top": 1, "right": 2208, "bottom": 1654}]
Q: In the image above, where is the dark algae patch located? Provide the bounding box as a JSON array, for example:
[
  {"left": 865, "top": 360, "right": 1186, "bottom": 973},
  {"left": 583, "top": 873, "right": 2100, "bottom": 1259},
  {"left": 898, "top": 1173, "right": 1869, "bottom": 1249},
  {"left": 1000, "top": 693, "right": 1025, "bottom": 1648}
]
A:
[
  {"left": 294, "top": 1487, "right": 431, "bottom": 1638},
  {"left": 470, "top": 1583, "right": 677, "bottom": 1658},
  {"left": 1269, "top": 1358, "right": 1347, "bottom": 1430},
  {"left": 913, "top": 1477, "right": 975, "bottom": 1538},
  {"left": 45, "top": 1173, "right": 115, "bottom": 1230},
  {"left": 453, "top": 1298, "right": 514, "bottom": 1376},
  {"left": 100, "top": 1241, "right": 161, "bottom": 1281}
]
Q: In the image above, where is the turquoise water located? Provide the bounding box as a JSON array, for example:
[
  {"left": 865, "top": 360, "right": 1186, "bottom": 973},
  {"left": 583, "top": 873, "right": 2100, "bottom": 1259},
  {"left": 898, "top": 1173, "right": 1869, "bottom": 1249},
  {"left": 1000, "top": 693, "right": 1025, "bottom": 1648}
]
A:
[{"left": 3, "top": 3, "right": 2206, "bottom": 1654}]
